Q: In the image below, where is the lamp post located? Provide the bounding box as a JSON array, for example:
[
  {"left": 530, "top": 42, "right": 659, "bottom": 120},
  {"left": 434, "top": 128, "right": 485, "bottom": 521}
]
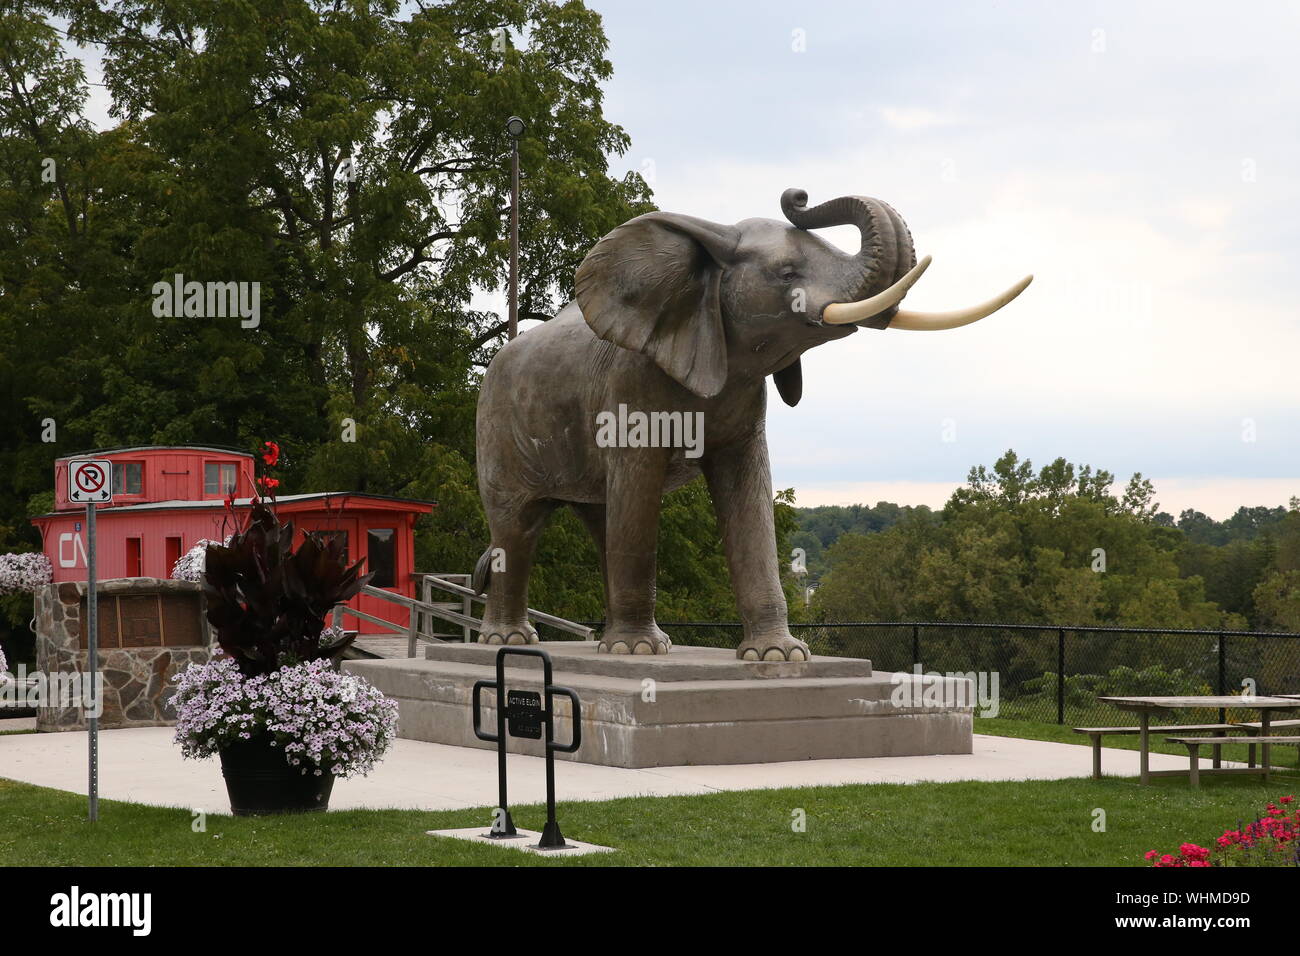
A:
[{"left": 506, "top": 115, "right": 525, "bottom": 340}]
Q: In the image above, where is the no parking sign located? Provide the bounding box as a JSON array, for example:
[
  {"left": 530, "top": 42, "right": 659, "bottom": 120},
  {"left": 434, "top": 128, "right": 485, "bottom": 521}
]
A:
[
  {"left": 68, "top": 457, "right": 111, "bottom": 822},
  {"left": 69, "top": 459, "right": 113, "bottom": 504}
]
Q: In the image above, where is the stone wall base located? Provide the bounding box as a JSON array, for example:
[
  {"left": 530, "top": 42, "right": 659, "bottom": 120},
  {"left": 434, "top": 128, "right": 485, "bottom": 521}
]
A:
[{"left": 33, "top": 578, "right": 212, "bottom": 732}]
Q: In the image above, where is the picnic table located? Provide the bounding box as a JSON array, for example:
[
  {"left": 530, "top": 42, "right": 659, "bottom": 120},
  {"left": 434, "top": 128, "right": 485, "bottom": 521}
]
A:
[{"left": 1097, "top": 695, "right": 1300, "bottom": 784}]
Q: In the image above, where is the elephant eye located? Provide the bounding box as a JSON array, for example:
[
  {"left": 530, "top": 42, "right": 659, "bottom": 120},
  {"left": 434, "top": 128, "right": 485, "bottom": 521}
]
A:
[{"left": 779, "top": 267, "right": 798, "bottom": 283}]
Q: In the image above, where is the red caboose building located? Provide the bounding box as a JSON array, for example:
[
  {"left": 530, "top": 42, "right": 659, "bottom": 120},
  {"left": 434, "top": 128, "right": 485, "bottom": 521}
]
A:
[{"left": 31, "top": 446, "right": 434, "bottom": 633}]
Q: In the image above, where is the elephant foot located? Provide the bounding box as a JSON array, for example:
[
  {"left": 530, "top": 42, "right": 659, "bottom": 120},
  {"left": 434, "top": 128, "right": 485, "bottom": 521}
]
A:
[
  {"left": 738, "top": 632, "right": 810, "bottom": 662},
  {"left": 597, "top": 623, "right": 672, "bottom": 656},
  {"left": 477, "top": 621, "right": 539, "bottom": 645}
]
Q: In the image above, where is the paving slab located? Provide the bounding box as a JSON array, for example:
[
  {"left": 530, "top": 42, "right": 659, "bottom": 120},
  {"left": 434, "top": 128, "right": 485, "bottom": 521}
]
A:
[{"left": 0, "top": 726, "right": 1228, "bottom": 817}]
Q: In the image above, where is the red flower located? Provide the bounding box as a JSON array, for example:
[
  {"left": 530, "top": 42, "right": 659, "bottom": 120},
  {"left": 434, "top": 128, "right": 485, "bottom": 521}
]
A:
[
  {"left": 256, "top": 476, "right": 280, "bottom": 492},
  {"left": 261, "top": 441, "right": 281, "bottom": 467},
  {"left": 1281, "top": 796, "right": 1295, "bottom": 804}
]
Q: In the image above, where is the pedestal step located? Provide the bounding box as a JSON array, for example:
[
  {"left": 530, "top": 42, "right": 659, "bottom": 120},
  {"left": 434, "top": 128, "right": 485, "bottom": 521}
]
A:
[{"left": 344, "top": 642, "right": 973, "bottom": 768}]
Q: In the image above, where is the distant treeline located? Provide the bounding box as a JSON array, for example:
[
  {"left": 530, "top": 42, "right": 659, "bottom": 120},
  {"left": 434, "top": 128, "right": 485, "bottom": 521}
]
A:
[{"left": 793, "top": 451, "right": 1300, "bottom": 633}]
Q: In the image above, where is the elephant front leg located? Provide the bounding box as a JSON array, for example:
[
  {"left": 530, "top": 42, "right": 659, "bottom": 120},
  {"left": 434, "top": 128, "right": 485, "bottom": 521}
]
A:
[
  {"left": 703, "top": 431, "right": 809, "bottom": 662},
  {"left": 599, "top": 449, "right": 672, "bottom": 655}
]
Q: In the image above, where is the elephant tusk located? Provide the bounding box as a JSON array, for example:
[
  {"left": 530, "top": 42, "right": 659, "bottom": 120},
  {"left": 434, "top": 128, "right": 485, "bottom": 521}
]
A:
[
  {"left": 889, "top": 274, "right": 1034, "bottom": 331},
  {"left": 821, "top": 255, "right": 932, "bottom": 326}
]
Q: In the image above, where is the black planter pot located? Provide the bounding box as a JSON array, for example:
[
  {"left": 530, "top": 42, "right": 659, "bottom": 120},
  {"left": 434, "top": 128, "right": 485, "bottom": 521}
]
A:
[{"left": 218, "top": 733, "right": 334, "bottom": 816}]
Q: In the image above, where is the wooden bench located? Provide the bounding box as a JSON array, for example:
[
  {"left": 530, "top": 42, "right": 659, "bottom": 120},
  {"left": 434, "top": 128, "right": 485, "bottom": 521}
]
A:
[
  {"left": 1227, "top": 719, "right": 1300, "bottom": 768},
  {"left": 1073, "top": 724, "right": 1244, "bottom": 779},
  {"left": 1166, "top": 736, "right": 1300, "bottom": 785}
]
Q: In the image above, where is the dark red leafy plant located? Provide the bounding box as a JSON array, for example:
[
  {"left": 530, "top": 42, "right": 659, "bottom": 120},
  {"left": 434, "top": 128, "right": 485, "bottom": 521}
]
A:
[{"left": 202, "top": 500, "right": 371, "bottom": 676}]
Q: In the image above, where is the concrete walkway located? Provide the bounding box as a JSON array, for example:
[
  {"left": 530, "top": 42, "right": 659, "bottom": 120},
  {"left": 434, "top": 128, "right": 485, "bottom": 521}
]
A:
[{"left": 0, "top": 727, "right": 1219, "bottom": 815}]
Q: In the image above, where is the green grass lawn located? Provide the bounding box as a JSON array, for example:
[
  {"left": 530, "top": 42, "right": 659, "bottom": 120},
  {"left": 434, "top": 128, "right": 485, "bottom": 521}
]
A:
[
  {"left": 4, "top": 717, "right": 1296, "bottom": 866},
  {"left": 3, "top": 768, "right": 1296, "bottom": 867}
]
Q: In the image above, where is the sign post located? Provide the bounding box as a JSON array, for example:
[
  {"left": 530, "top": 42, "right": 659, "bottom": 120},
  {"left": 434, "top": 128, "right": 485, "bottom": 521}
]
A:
[
  {"left": 68, "top": 459, "right": 112, "bottom": 822},
  {"left": 472, "top": 644, "right": 581, "bottom": 850}
]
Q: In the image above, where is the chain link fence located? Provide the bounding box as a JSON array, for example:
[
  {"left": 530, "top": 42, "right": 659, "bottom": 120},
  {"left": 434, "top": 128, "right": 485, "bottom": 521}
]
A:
[{"left": 564, "top": 621, "right": 1300, "bottom": 729}]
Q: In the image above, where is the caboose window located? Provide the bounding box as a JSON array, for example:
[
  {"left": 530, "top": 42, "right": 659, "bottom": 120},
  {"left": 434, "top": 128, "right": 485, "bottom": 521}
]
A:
[
  {"left": 112, "top": 461, "right": 143, "bottom": 495},
  {"left": 367, "top": 528, "right": 396, "bottom": 588},
  {"left": 204, "top": 462, "right": 238, "bottom": 495}
]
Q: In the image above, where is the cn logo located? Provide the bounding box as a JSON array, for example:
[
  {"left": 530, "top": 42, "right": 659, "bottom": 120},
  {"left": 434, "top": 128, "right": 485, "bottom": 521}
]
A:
[{"left": 58, "top": 532, "right": 88, "bottom": 568}]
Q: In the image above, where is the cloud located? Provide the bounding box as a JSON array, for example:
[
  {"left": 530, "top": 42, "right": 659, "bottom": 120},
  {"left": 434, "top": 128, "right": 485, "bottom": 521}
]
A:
[
  {"left": 590, "top": 0, "right": 1300, "bottom": 504},
  {"left": 879, "top": 107, "right": 957, "bottom": 132}
]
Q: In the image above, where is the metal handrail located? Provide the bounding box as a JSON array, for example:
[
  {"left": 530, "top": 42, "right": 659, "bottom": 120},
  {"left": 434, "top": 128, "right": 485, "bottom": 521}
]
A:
[
  {"left": 604, "top": 620, "right": 1300, "bottom": 726},
  {"left": 634, "top": 620, "right": 1300, "bottom": 639},
  {"left": 338, "top": 605, "right": 406, "bottom": 632},
  {"left": 361, "top": 585, "right": 473, "bottom": 623},
  {"left": 417, "top": 573, "right": 595, "bottom": 640},
  {"left": 334, "top": 585, "right": 469, "bottom": 657}
]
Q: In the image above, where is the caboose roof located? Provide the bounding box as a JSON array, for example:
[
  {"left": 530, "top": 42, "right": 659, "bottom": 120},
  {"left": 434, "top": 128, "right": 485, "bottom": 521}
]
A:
[
  {"left": 32, "top": 492, "right": 435, "bottom": 519},
  {"left": 55, "top": 444, "right": 252, "bottom": 461}
]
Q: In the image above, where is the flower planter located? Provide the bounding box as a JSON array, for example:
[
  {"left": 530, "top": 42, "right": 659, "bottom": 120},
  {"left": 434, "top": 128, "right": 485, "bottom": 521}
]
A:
[
  {"left": 218, "top": 733, "right": 334, "bottom": 816},
  {"left": 172, "top": 500, "right": 397, "bottom": 801}
]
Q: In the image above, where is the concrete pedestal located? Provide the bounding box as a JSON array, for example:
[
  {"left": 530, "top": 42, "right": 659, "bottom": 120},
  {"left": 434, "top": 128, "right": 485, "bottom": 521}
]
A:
[{"left": 343, "top": 642, "right": 973, "bottom": 768}]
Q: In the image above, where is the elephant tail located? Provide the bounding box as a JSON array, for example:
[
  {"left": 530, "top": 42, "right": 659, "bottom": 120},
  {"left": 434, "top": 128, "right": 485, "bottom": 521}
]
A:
[{"left": 471, "top": 546, "right": 494, "bottom": 595}]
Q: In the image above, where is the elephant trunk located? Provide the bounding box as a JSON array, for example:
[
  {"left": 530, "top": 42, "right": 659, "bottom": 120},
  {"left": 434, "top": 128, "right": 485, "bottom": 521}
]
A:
[
  {"left": 780, "top": 187, "right": 1033, "bottom": 330},
  {"left": 779, "top": 188, "right": 917, "bottom": 314}
]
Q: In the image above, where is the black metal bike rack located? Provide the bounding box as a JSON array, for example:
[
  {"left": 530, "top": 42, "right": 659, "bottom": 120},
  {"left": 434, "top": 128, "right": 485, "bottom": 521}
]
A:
[{"left": 472, "top": 643, "right": 582, "bottom": 850}]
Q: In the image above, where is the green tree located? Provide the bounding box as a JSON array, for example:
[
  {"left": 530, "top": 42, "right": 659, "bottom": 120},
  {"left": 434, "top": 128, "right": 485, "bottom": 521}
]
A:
[
  {"left": 813, "top": 450, "right": 1245, "bottom": 632},
  {"left": 1253, "top": 570, "right": 1300, "bottom": 631}
]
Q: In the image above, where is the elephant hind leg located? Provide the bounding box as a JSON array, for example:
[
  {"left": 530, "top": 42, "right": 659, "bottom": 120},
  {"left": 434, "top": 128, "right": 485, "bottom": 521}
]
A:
[
  {"left": 569, "top": 502, "right": 609, "bottom": 613},
  {"left": 479, "top": 498, "right": 556, "bottom": 645},
  {"left": 596, "top": 452, "right": 672, "bottom": 655},
  {"left": 571, "top": 499, "right": 668, "bottom": 654}
]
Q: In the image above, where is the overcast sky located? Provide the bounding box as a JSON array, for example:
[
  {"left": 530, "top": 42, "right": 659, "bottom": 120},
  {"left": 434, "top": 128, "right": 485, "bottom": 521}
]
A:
[
  {"left": 586, "top": 0, "right": 1300, "bottom": 518},
  {"left": 68, "top": 1, "right": 1299, "bottom": 518}
]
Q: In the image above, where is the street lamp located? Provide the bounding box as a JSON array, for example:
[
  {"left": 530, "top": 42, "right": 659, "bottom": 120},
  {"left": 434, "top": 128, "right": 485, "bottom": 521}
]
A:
[{"left": 506, "top": 116, "right": 525, "bottom": 340}]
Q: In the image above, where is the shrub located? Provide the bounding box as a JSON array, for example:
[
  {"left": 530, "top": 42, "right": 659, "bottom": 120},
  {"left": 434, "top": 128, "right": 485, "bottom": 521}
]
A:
[
  {"left": 172, "top": 655, "right": 397, "bottom": 778},
  {"left": 170, "top": 538, "right": 226, "bottom": 582},
  {"left": 171, "top": 496, "right": 394, "bottom": 780},
  {"left": 201, "top": 500, "right": 370, "bottom": 675},
  {"left": 1145, "top": 796, "right": 1299, "bottom": 867},
  {"left": 0, "top": 552, "right": 52, "bottom": 594}
]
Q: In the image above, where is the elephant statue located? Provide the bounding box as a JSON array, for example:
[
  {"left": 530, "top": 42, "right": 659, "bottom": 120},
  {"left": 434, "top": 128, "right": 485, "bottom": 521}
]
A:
[{"left": 473, "top": 188, "right": 1031, "bottom": 660}]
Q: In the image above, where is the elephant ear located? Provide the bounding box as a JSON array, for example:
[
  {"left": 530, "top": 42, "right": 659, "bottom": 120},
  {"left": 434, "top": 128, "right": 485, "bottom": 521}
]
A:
[
  {"left": 772, "top": 359, "right": 802, "bottom": 407},
  {"left": 575, "top": 212, "right": 737, "bottom": 399}
]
